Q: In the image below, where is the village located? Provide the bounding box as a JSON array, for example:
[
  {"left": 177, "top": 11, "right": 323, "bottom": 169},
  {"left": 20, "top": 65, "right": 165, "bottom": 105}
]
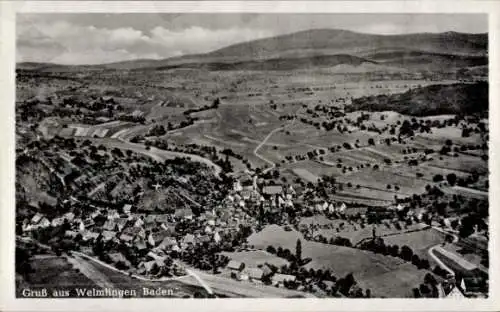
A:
[{"left": 18, "top": 150, "right": 488, "bottom": 298}]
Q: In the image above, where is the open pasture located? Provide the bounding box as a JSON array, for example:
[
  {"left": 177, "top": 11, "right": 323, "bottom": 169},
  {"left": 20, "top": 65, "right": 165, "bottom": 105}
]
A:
[
  {"left": 291, "top": 168, "right": 320, "bottom": 183},
  {"left": 441, "top": 185, "right": 488, "bottom": 200},
  {"left": 336, "top": 185, "right": 405, "bottom": 202},
  {"left": 329, "top": 194, "right": 392, "bottom": 207},
  {"left": 415, "top": 128, "right": 484, "bottom": 149},
  {"left": 300, "top": 216, "right": 429, "bottom": 245},
  {"left": 336, "top": 166, "right": 430, "bottom": 195},
  {"left": 369, "top": 142, "right": 424, "bottom": 161},
  {"left": 248, "top": 225, "right": 429, "bottom": 297},
  {"left": 426, "top": 154, "right": 487, "bottom": 175},
  {"left": 284, "top": 160, "right": 343, "bottom": 180},
  {"left": 220, "top": 250, "right": 289, "bottom": 268},
  {"left": 19, "top": 255, "right": 98, "bottom": 293},
  {"left": 442, "top": 243, "right": 487, "bottom": 272},
  {"left": 382, "top": 228, "right": 446, "bottom": 259}
]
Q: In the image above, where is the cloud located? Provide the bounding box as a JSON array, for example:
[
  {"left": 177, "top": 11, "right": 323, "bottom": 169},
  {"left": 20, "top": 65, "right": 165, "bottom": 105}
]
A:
[
  {"left": 354, "top": 23, "right": 444, "bottom": 35},
  {"left": 149, "top": 26, "right": 273, "bottom": 55},
  {"left": 16, "top": 19, "right": 274, "bottom": 64}
]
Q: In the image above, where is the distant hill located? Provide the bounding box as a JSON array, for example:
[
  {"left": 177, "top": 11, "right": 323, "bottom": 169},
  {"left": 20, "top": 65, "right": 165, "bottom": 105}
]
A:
[
  {"left": 347, "top": 81, "right": 488, "bottom": 116},
  {"left": 205, "top": 29, "right": 487, "bottom": 60},
  {"left": 16, "top": 28, "right": 488, "bottom": 73},
  {"left": 154, "top": 54, "right": 375, "bottom": 71}
]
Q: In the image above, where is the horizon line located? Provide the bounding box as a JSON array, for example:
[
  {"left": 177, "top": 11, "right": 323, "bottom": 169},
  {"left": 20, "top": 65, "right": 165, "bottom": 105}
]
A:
[{"left": 16, "top": 27, "right": 488, "bottom": 67}]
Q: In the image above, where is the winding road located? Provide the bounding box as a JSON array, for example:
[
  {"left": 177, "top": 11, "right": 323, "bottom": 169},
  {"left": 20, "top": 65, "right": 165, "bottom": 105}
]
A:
[
  {"left": 427, "top": 227, "right": 460, "bottom": 280},
  {"left": 90, "top": 137, "right": 222, "bottom": 176}
]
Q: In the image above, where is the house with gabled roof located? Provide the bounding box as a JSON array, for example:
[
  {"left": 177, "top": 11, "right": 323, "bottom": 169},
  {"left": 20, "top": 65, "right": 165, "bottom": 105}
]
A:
[
  {"left": 262, "top": 185, "right": 283, "bottom": 196},
  {"left": 38, "top": 217, "right": 51, "bottom": 228},
  {"left": 64, "top": 230, "right": 78, "bottom": 238},
  {"left": 51, "top": 217, "right": 65, "bottom": 227},
  {"left": 196, "top": 235, "right": 211, "bottom": 244},
  {"left": 227, "top": 260, "right": 245, "bottom": 271},
  {"left": 63, "top": 212, "right": 75, "bottom": 222},
  {"left": 213, "top": 231, "right": 222, "bottom": 243},
  {"left": 154, "top": 214, "right": 170, "bottom": 224},
  {"left": 103, "top": 220, "right": 117, "bottom": 231},
  {"left": 123, "top": 204, "right": 132, "bottom": 214},
  {"left": 175, "top": 208, "right": 194, "bottom": 220},
  {"left": 115, "top": 218, "right": 129, "bottom": 232},
  {"left": 160, "top": 223, "right": 177, "bottom": 236},
  {"left": 245, "top": 267, "right": 264, "bottom": 281},
  {"left": 272, "top": 273, "right": 296, "bottom": 285},
  {"left": 122, "top": 226, "right": 143, "bottom": 238},
  {"left": 107, "top": 209, "right": 120, "bottom": 220},
  {"left": 139, "top": 260, "right": 157, "bottom": 274},
  {"left": 101, "top": 230, "right": 117, "bottom": 242},
  {"left": 134, "top": 238, "right": 148, "bottom": 251},
  {"left": 134, "top": 217, "right": 145, "bottom": 228},
  {"left": 158, "top": 236, "right": 177, "bottom": 250},
  {"left": 109, "top": 252, "right": 131, "bottom": 268},
  {"left": 119, "top": 233, "right": 134, "bottom": 243},
  {"left": 82, "top": 230, "right": 99, "bottom": 242},
  {"left": 31, "top": 213, "right": 43, "bottom": 225},
  {"left": 151, "top": 230, "right": 170, "bottom": 246},
  {"left": 182, "top": 234, "right": 196, "bottom": 246},
  {"left": 144, "top": 215, "right": 156, "bottom": 224}
]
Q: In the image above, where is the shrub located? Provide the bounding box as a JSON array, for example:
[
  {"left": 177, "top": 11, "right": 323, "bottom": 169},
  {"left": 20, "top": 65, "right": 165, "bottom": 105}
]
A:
[
  {"left": 446, "top": 173, "right": 457, "bottom": 186},
  {"left": 433, "top": 174, "right": 444, "bottom": 183}
]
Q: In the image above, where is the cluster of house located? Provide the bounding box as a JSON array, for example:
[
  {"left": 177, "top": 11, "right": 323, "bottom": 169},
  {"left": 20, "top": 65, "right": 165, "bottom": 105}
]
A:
[
  {"left": 21, "top": 185, "right": 267, "bottom": 275},
  {"left": 231, "top": 179, "right": 299, "bottom": 211},
  {"left": 226, "top": 260, "right": 296, "bottom": 287}
]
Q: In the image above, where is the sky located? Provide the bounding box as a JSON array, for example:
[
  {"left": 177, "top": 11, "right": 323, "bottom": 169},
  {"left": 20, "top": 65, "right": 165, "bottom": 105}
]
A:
[{"left": 16, "top": 13, "right": 488, "bottom": 65}]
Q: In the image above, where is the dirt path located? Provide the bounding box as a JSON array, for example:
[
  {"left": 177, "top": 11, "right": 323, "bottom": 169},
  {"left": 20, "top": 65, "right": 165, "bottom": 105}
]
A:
[
  {"left": 253, "top": 107, "right": 302, "bottom": 173},
  {"left": 90, "top": 137, "right": 222, "bottom": 176}
]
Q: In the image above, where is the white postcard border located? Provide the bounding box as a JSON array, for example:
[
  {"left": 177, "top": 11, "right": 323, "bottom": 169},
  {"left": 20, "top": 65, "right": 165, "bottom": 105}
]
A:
[{"left": 1, "top": 1, "right": 499, "bottom": 311}]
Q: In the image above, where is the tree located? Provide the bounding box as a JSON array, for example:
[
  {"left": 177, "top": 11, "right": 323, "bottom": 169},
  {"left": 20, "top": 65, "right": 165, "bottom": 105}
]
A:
[
  {"left": 420, "top": 259, "right": 430, "bottom": 270},
  {"left": 411, "top": 254, "right": 421, "bottom": 267},
  {"left": 413, "top": 287, "right": 422, "bottom": 298},
  {"left": 400, "top": 245, "right": 414, "bottom": 261},
  {"left": 446, "top": 173, "right": 457, "bottom": 186},
  {"left": 338, "top": 273, "right": 356, "bottom": 296},
  {"left": 212, "top": 97, "right": 220, "bottom": 109},
  {"left": 365, "top": 289, "right": 371, "bottom": 298},
  {"left": 424, "top": 273, "right": 437, "bottom": 286},
  {"left": 419, "top": 283, "right": 430, "bottom": 295},
  {"left": 368, "top": 138, "right": 375, "bottom": 146},
  {"left": 433, "top": 174, "right": 444, "bottom": 183},
  {"left": 266, "top": 245, "right": 276, "bottom": 254},
  {"left": 295, "top": 239, "right": 302, "bottom": 262}
]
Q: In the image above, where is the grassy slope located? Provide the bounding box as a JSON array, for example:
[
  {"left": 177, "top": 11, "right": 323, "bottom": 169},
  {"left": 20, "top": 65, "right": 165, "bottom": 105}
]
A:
[{"left": 248, "top": 225, "right": 429, "bottom": 297}]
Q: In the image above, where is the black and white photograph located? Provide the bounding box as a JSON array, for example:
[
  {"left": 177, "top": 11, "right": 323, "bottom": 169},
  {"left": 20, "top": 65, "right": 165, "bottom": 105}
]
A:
[{"left": 1, "top": 1, "right": 498, "bottom": 310}]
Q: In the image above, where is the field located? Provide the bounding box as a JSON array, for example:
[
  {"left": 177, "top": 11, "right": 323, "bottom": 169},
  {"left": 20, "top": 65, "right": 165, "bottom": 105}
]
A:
[
  {"left": 291, "top": 168, "right": 320, "bottom": 183},
  {"left": 442, "top": 243, "right": 487, "bottom": 272},
  {"left": 382, "top": 228, "right": 446, "bottom": 259},
  {"left": 16, "top": 255, "right": 98, "bottom": 297},
  {"left": 220, "top": 250, "right": 289, "bottom": 268},
  {"left": 433, "top": 246, "right": 479, "bottom": 276},
  {"left": 299, "top": 216, "right": 431, "bottom": 246},
  {"left": 426, "top": 154, "right": 488, "bottom": 175},
  {"left": 248, "top": 225, "right": 430, "bottom": 297}
]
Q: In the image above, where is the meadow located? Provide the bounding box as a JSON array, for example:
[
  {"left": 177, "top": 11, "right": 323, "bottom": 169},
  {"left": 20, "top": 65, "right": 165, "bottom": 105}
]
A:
[{"left": 248, "top": 225, "right": 431, "bottom": 297}]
